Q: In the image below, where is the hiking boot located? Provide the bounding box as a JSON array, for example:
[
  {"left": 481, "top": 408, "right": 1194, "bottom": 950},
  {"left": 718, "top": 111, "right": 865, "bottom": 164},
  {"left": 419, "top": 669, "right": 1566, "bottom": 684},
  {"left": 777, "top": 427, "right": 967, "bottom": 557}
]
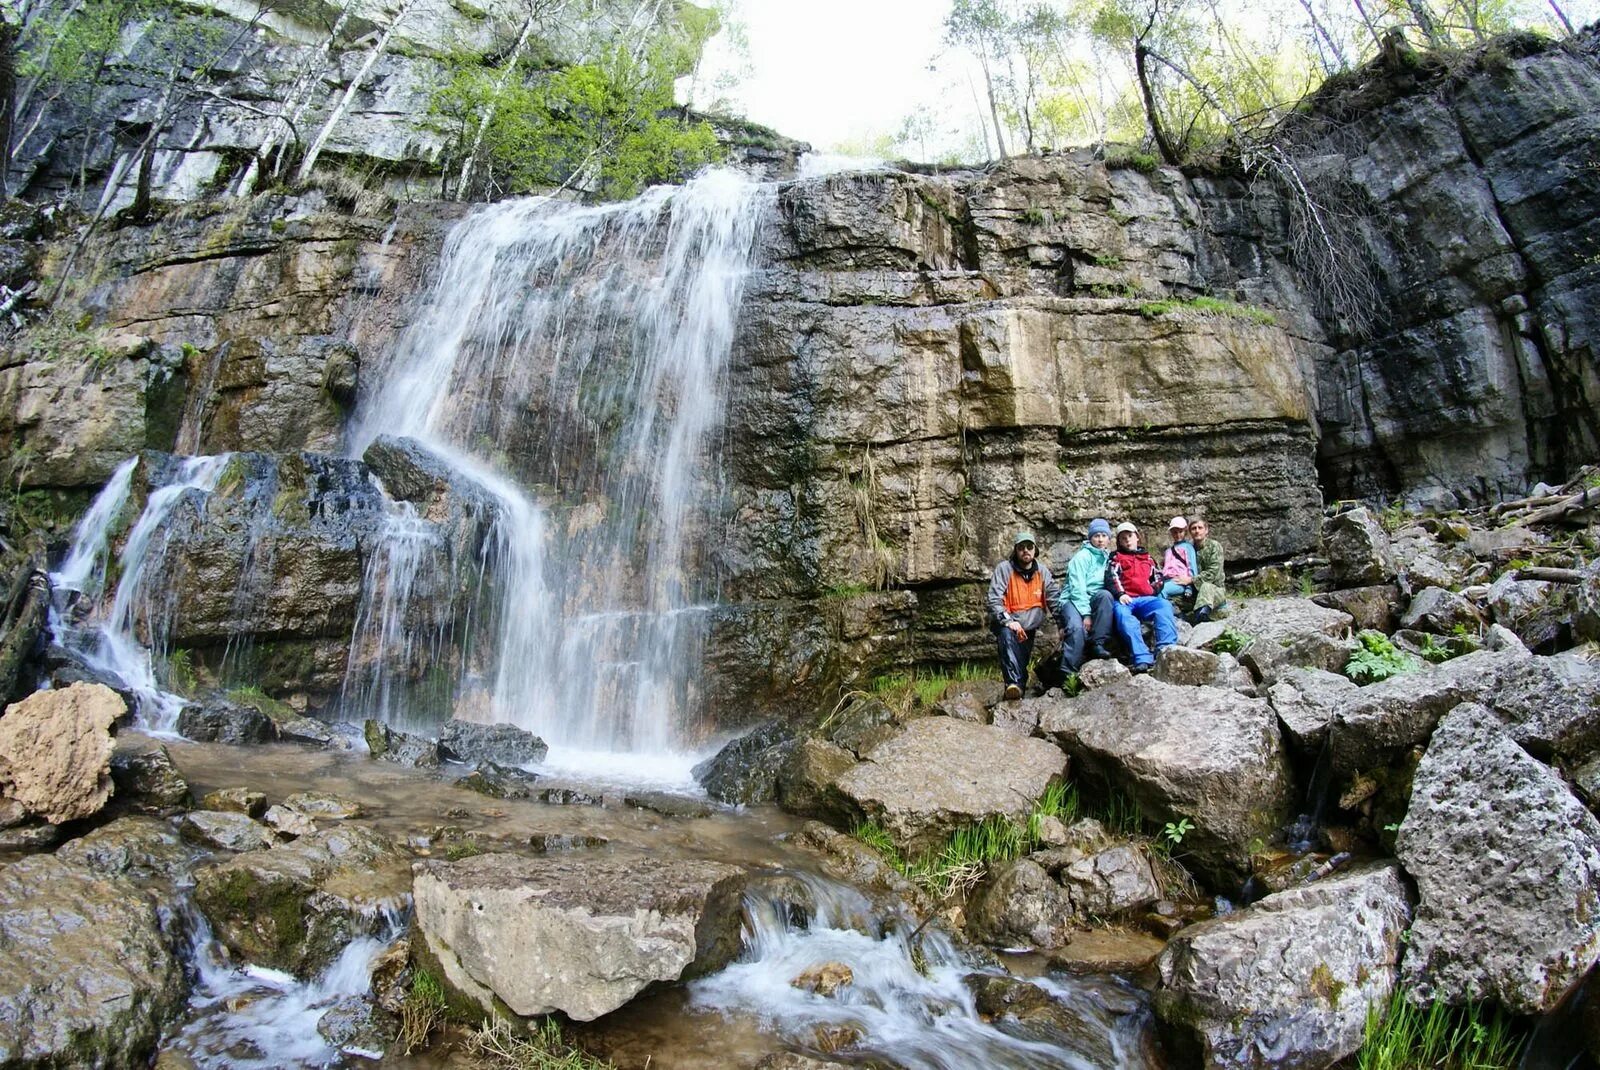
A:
[
  {"left": 1088, "top": 643, "right": 1111, "bottom": 660},
  {"left": 1190, "top": 606, "right": 1213, "bottom": 625},
  {"left": 1131, "top": 663, "right": 1153, "bottom": 675},
  {"left": 1004, "top": 684, "right": 1022, "bottom": 701}
]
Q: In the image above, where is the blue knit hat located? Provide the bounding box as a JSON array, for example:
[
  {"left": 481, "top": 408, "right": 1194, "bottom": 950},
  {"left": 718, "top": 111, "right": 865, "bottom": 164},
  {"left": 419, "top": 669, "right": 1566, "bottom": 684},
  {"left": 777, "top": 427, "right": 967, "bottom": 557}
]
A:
[{"left": 1087, "top": 518, "right": 1112, "bottom": 538}]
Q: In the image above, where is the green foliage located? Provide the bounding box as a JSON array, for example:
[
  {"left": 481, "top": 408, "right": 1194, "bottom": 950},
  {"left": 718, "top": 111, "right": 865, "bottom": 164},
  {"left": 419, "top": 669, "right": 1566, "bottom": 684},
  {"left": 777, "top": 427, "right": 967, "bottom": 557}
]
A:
[
  {"left": 1212, "top": 627, "right": 1250, "bottom": 655},
  {"left": 1161, "top": 816, "right": 1194, "bottom": 846},
  {"left": 1356, "top": 987, "right": 1524, "bottom": 1070},
  {"left": 1417, "top": 634, "right": 1455, "bottom": 664},
  {"left": 399, "top": 968, "right": 449, "bottom": 1055},
  {"left": 469, "top": 1017, "right": 617, "bottom": 1069},
  {"left": 1101, "top": 788, "right": 1143, "bottom": 836},
  {"left": 1379, "top": 499, "right": 1409, "bottom": 533},
  {"left": 1106, "top": 149, "right": 1160, "bottom": 174},
  {"left": 225, "top": 684, "right": 295, "bottom": 722},
  {"left": 1345, "top": 631, "right": 1421, "bottom": 685},
  {"left": 1138, "top": 295, "right": 1277, "bottom": 325},
  {"left": 1060, "top": 671, "right": 1083, "bottom": 697},
  {"left": 164, "top": 649, "right": 198, "bottom": 695},
  {"left": 432, "top": 40, "right": 723, "bottom": 201}
]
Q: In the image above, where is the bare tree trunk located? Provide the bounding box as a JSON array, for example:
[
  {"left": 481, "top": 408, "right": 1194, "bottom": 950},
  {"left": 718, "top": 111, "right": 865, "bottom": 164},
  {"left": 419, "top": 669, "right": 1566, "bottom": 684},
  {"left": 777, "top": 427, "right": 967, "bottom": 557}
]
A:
[
  {"left": 964, "top": 70, "right": 995, "bottom": 161},
  {"left": 296, "top": 0, "right": 412, "bottom": 184},
  {"left": 245, "top": 0, "right": 358, "bottom": 192},
  {"left": 1545, "top": 0, "right": 1575, "bottom": 34},
  {"left": 1133, "top": 44, "right": 1178, "bottom": 164},
  {"left": 1405, "top": 0, "right": 1445, "bottom": 46},
  {"left": 458, "top": 8, "right": 538, "bottom": 198},
  {"left": 1351, "top": 0, "right": 1386, "bottom": 54},
  {"left": 975, "top": 47, "right": 1009, "bottom": 159},
  {"left": 0, "top": 12, "right": 16, "bottom": 196},
  {"left": 1297, "top": 0, "right": 1349, "bottom": 71}
]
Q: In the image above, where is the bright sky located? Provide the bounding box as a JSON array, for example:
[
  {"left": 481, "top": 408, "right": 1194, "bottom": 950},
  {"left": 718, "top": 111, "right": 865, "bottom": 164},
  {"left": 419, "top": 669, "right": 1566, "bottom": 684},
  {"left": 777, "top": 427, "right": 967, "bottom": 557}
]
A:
[{"left": 699, "top": 0, "right": 956, "bottom": 150}]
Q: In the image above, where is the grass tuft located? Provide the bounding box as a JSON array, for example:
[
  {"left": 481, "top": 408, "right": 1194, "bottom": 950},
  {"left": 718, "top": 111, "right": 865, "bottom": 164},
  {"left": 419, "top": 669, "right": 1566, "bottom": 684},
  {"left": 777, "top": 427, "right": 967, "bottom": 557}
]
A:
[
  {"left": 468, "top": 1017, "right": 616, "bottom": 1069},
  {"left": 1356, "top": 987, "right": 1523, "bottom": 1070},
  {"left": 399, "top": 968, "right": 448, "bottom": 1055}
]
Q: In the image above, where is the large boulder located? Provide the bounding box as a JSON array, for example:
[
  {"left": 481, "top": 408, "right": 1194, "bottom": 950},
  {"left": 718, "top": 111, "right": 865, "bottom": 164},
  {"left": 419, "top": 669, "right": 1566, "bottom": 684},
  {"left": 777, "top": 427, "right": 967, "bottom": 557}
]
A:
[
  {"left": 192, "top": 824, "right": 409, "bottom": 976},
  {"left": 175, "top": 699, "right": 273, "bottom": 745},
  {"left": 0, "top": 854, "right": 186, "bottom": 1068},
  {"left": 774, "top": 737, "right": 858, "bottom": 824},
  {"left": 1155, "top": 864, "right": 1412, "bottom": 1070},
  {"left": 0, "top": 682, "right": 124, "bottom": 824},
  {"left": 831, "top": 717, "right": 1068, "bottom": 855},
  {"left": 1396, "top": 703, "right": 1600, "bottom": 1014},
  {"left": 108, "top": 738, "right": 190, "bottom": 813},
  {"left": 413, "top": 853, "right": 747, "bottom": 1021},
  {"left": 1398, "top": 586, "right": 1483, "bottom": 635},
  {"left": 1039, "top": 679, "right": 1293, "bottom": 885},
  {"left": 54, "top": 816, "right": 194, "bottom": 884},
  {"left": 1268, "top": 668, "right": 1360, "bottom": 756},
  {"left": 965, "top": 858, "right": 1074, "bottom": 949},
  {"left": 1219, "top": 598, "right": 1354, "bottom": 647},
  {"left": 1323, "top": 508, "right": 1396, "bottom": 588},
  {"left": 1313, "top": 585, "right": 1401, "bottom": 633},
  {"left": 692, "top": 720, "right": 795, "bottom": 805},
  {"left": 1487, "top": 572, "right": 1573, "bottom": 651},
  {"left": 436, "top": 718, "right": 548, "bottom": 766}
]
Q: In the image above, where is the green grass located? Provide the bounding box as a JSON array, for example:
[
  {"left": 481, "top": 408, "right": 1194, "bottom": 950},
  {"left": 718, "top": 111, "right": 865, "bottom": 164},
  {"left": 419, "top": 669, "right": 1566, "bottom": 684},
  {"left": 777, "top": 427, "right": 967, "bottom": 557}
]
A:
[
  {"left": 1356, "top": 987, "right": 1523, "bottom": 1070},
  {"left": 225, "top": 684, "right": 296, "bottom": 722},
  {"left": 468, "top": 1017, "right": 616, "bottom": 1069},
  {"left": 1138, "top": 295, "right": 1276, "bottom": 326},
  {"left": 1106, "top": 149, "right": 1159, "bottom": 174},
  {"left": 852, "top": 780, "right": 1082, "bottom": 900},
  {"left": 869, "top": 663, "right": 1001, "bottom": 710},
  {"left": 163, "top": 648, "right": 198, "bottom": 695},
  {"left": 399, "top": 969, "right": 448, "bottom": 1054}
]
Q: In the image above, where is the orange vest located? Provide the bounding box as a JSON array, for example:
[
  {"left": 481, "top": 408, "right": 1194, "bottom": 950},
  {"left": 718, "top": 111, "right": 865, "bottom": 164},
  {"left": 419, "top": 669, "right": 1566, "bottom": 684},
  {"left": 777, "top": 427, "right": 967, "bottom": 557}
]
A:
[{"left": 1004, "top": 568, "right": 1045, "bottom": 615}]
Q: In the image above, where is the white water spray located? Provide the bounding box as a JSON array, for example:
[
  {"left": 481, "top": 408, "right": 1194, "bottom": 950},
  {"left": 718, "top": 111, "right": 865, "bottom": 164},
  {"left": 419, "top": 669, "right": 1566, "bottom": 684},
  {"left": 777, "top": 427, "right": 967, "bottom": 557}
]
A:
[
  {"left": 349, "top": 167, "right": 769, "bottom": 762},
  {"left": 691, "top": 873, "right": 1156, "bottom": 1069},
  {"left": 50, "top": 454, "right": 230, "bottom": 732}
]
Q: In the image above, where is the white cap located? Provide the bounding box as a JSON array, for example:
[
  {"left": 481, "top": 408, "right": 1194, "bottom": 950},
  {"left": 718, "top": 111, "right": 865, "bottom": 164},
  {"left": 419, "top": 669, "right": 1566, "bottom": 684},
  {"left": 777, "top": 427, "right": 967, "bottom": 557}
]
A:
[
  {"left": 1169, "top": 515, "right": 1188, "bottom": 529},
  {"left": 1115, "top": 521, "right": 1139, "bottom": 535}
]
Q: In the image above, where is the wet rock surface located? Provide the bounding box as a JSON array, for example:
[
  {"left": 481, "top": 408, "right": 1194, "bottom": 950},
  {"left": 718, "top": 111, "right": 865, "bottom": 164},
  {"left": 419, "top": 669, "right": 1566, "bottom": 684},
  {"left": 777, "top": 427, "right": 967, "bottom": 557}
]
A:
[
  {"left": 0, "top": 854, "right": 186, "bottom": 1068},
  {"left": 192, "top": 823, "right": 408, "bottom": 976},
  {"left": 413, "top": 853, "right": 747, "bottom": 1021},
  {"left": 179, "top": 810, "right": 276, "bottom": 853},
  {"left": 109, "top": 738, "right": 191, "bottom": 813},
  {"left": 1155, "top": 864, "right": 1412, "bottom": 1070},
  {"left": 436, "top": 718, "right": 548, "bottom": 767},
  {"left": 1397, "top": 702, "right": 1600, "bottom": 1014}
]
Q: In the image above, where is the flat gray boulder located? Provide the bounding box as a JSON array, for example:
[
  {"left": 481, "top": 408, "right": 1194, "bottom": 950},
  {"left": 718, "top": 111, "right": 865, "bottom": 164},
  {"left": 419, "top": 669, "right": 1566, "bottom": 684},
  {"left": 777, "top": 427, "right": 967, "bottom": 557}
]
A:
[
  {"left": 436, "top": 718, "right": 548, "bottom": 766},
  {"left": 1398, "top": 586, "right": 1483, "bottom": 635},
  {"left": 1039, "top": 678, "right": 1292, "bottom": 885},
  {"left": 179, "top": 810, "right": 275, "bottom": 853},
  {"left": 832, "top": 717, "right": 1068, "bottom": 855},
  {"left": 1487, "top": 572, "right": 1572, "bottom": 651},
  {"left": 1268, "top": 668, "right": 1359, "bottom": 756},
  {"left": 1155, "top": 863, "right": 1411, "bottom": 1070},
  {"left": 1397, "top": 703, "right": 1600, "bottom": 1014},
  {"left": 413, "top": 854, "right": 746, "bottom": 1021},
  {"left": 0, "top": 855, "right": 185, "bottom": 1068},
  {"left": 1221, "top": 598, "right": 1354, "bottom": 647}
]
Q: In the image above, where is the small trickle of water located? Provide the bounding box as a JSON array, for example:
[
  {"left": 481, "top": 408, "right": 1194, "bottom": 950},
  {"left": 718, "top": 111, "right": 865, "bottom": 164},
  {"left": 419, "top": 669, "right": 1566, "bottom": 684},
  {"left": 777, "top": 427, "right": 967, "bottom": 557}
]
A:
[
  {"left": 691, "top": 873, "right": 1155, "bottom": 1070},
  {"left": 347, "top": 167, "right": 771, "bottom": 764},
  {"left": 49, "top": 454, "right": 230, "bottom": 732},
  {"left": 170, "top": 901, "right": 408, "bottom": 1068}
]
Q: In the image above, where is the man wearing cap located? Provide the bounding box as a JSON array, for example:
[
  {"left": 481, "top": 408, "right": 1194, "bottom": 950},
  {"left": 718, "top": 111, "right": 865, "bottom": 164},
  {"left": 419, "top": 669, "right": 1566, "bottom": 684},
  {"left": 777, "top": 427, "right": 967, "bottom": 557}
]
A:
[
  {"left": 1105, "top": 521, "right": 1179, "bottom": 673},
  {"left": 1160, "top": 516, "right": 1199, "bottom": 603},
  {"left": 1058, "top": 518, "right": 1118, "bottom": 676},
  {"left": 986, "top": 531, "right": 1058, "bottom": 700}
]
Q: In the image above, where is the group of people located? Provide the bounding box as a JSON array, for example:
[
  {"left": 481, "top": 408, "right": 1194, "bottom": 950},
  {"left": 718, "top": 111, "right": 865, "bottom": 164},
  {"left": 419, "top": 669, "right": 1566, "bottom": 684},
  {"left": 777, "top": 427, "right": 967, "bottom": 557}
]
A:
[{"left": 985, "top": 516, "right": 1227, "bottom": 700}]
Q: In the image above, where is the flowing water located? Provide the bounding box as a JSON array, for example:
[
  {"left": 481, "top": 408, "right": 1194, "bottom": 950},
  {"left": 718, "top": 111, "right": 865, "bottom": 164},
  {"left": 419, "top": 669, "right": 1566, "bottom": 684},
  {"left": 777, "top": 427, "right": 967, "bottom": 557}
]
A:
[
  {"left": 49, "top": 453, "right": 231, "bottom": 733},
  {"left": 345, "top": 167, "right": 770, "bottom": 768}
]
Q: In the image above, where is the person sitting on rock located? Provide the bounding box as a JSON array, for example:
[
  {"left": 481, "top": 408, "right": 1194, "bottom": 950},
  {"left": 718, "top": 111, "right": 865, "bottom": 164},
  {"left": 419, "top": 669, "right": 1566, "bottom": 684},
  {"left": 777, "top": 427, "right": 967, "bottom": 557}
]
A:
[
  {"left": 1189, "top": 516, "right": 1227, "bottom": 624},
  {"left": 1160, "top": 515, "right": 1199, "bottom": 604},
  {"left": 1057, "top": 517, "right": 1118, "bottom": 676},
  {"left": 1105, "top": 521, "right": 1179, "bottom": 673},
  {"left": 986, "top": 531, "right": 1058, "bottom": 701}
]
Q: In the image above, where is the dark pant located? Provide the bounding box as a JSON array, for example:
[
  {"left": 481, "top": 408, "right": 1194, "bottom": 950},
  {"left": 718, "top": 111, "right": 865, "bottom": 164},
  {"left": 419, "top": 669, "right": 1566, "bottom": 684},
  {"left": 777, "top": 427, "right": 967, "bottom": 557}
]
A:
[
  {"left": 1059, "top": 589, "right": 1117, "bottom": 673},
  {"left": 994, "top": 607, "right": 1047, "bottom": 689}
]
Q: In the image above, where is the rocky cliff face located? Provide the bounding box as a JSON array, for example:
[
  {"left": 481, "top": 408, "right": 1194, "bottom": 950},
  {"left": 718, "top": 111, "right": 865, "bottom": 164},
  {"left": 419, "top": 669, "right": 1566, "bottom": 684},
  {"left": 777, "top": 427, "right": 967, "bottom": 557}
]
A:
[{"left": 1, "top": 31, "right": 1597, "bottom": 724}]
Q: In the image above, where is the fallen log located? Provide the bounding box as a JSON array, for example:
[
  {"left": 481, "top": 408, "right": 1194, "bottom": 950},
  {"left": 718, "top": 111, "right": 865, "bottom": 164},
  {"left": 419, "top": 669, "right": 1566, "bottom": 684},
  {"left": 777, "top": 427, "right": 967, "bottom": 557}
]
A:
[
  {"left": 1517, "top": 487, "right": 1600, "bottom": 526},
  {"left": 1513, "top": 566, "right": 1584, "bottom": 584}
]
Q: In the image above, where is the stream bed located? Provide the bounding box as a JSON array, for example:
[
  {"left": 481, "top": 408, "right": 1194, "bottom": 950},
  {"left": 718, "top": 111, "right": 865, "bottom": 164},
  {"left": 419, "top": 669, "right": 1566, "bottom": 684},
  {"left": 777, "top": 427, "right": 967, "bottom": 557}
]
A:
[{"left": 136, "top": 736, "right": 1162, "bottom": 1069}]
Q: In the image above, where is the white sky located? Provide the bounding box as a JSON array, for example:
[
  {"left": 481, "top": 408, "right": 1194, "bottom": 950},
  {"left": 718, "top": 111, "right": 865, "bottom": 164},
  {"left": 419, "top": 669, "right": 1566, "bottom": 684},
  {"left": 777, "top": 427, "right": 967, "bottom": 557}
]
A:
[{"left": 698, "top": 0, "right": 957, "bottom": 149}]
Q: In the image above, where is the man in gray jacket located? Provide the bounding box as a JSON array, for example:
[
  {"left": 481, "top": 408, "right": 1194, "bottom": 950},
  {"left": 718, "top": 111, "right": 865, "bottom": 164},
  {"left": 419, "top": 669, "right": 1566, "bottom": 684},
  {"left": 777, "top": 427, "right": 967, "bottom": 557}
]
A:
[{"left": 986, "top": 531, "right": 1058, "bottom": 700}]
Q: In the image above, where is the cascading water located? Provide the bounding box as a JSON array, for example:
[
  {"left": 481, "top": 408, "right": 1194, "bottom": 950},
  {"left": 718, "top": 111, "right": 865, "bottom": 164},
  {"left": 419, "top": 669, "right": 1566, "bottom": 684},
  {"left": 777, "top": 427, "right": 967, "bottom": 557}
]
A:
[
  {"left": 49, "top": 454, "right": 231, "bottom": 732},
  {"left": 691, "top": 873, "right": 1158, "bottom": 1069},
  {"left": 348, "top": 167, "right": 769, "bottom": 766}
]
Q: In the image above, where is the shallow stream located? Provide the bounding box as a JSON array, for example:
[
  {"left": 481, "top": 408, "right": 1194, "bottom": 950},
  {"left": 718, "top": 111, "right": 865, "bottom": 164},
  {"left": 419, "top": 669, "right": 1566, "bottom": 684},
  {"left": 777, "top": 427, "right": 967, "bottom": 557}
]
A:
[{"left": 146, "top": 737, "right": 1160, "bottom": 1070}]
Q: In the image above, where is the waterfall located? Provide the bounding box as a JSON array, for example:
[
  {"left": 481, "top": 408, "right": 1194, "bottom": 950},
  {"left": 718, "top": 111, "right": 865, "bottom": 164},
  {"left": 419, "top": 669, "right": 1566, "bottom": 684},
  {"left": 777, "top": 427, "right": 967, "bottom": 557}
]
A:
[
  {"left": 50, "top": 454, "right": 231, "bottom": 733},
  {"left": 348, "top": 167, "right": 769, "bottom": 761}
]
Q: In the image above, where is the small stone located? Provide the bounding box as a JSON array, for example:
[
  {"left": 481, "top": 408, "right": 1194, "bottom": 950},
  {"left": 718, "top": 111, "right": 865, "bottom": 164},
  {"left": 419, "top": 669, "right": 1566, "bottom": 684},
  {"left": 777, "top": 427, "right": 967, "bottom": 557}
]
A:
[
  {"left": 527, "top": 832, "right": 609, "bottom": 852},
  {"left": 1077, "top": 659, "right": 1131, "bottom": 690},
  {"left": 791, "top": 961, "right": 854, "bottom": 997},
  {"left": 1153, "top": 645, "right": 1220, "bottom": 687},
  {"left": 533, "top": 787, "right": 603, "bottom": 806},
  {"left": 263, "top": 804, "right": 316, "bottom": 837},
  {"left": 200, "top": 788, "right": 268, "bottom": 817},
  {"left": 283, "top": 791, "right": 363, "bottom": 820},
  {"left": 623, "top": 791, "right": 711, "bottom": 819},
  {"left": 179, "top": 811, "right": 275, "bottom": 853},
  {"left": 457, "top": 762, "right": 538, "bottom": 800}
]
